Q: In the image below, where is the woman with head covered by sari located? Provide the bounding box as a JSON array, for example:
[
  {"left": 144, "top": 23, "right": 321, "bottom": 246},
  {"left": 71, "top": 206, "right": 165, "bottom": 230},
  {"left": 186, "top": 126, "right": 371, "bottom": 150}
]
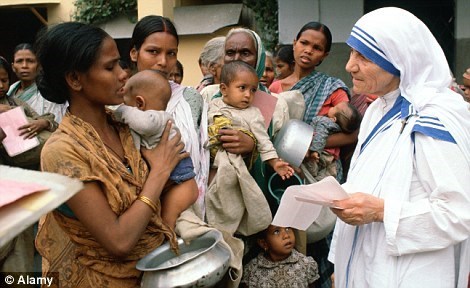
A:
[
  {"left": 208, "top": 27, "right": 289, "bottom": 191},
  {"left": 328, "top": 7, "right": 470, "bottom": 288}
]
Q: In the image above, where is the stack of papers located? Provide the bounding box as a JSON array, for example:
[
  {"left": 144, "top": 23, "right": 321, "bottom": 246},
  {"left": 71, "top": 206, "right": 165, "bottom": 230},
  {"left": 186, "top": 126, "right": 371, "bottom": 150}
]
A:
[
  {"left": 0, "top": 180, "right": 50, "bottom": 208},
  {"left": 0, "top": 165, "right": 83, "bottom": 247},
  {"left": 272, "top": 176, "right": 349, "bottom": 230}
]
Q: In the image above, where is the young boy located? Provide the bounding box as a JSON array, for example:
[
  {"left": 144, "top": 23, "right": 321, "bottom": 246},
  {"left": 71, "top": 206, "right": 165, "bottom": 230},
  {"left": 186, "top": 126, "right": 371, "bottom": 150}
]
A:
[
  {"left": 207, "top": 61, "right": 294, "bottom": 180},
  {"left": 304, "top": 101, "right": 361, "bottom": 182},
  {"left": 241, "top": 224, "right": 319, "bottom": 287},
  {"left": 113, "top": 69, "right": 198, "bottom": 229}
]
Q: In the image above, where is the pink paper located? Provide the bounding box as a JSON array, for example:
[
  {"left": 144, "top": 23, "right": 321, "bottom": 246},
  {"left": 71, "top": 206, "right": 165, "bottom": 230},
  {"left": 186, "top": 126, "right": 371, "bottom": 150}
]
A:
[
  {"left": 251, "top": 90, "right": 278, "bottom": 129},
  {"left": 0, "top": 107, "right": 39, "bottom": 156},
  {"left": 0, "top": 179, "right": 50, "bottom": 208}
]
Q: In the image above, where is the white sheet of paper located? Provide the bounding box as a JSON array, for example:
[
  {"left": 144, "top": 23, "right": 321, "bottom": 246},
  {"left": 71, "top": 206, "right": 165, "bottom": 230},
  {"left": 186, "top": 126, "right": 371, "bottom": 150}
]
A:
[{"left": 272, "top": 176, "right": 349, "bottom": 230}]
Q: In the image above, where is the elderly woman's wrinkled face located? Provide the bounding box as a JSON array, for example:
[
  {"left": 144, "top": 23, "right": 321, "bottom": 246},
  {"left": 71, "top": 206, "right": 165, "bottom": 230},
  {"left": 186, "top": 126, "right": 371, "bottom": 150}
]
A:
[
  {"left": 260, "top": 55, "right": 275, "bottom": 88},
  {"left": 462, "top": 72, "right": 470, "bottom": 98},
  {"left": 346, "top": 49, "right": 400, "bottom": 96},
  {"left": 224, "top": 32, "right": 257, "bottom": 68}
]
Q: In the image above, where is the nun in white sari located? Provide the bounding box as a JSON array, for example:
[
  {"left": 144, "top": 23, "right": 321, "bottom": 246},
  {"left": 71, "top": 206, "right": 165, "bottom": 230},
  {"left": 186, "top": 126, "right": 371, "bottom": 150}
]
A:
[{"left": 328, "top": 7, "right": 470, "bottom": 288}]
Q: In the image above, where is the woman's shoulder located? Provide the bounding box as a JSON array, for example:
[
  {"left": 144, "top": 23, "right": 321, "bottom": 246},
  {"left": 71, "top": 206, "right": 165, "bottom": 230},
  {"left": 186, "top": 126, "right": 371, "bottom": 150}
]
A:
[
  {"left": 41, "top": 129, "right": 75, "bottom": 155},
  {"left": 183, "top": 86, "right": 203, "bottom": 101},
  {"left": 6, "top": 81, "right": 20, "bottom": 96},
  {"left": 318, "top": 71, "right": 348, "bottom": 87},
  {"left": 182, "top": 85, "right": 204, "bottom": 126},
  {"left": 269, "top": 80, "right": 282, "bottom": 93},
  {"left": 200, "top": 84, "right": 221, "bottom": 102},
  {"left": 40, "top": 129, "right": 82, "bottom": 172}
]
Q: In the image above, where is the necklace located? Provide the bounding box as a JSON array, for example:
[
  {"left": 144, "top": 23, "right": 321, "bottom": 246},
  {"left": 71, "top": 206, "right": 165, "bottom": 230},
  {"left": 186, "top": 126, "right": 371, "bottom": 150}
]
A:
[{"left": 102, "top": 141, "right": 132, "bottom": 173}]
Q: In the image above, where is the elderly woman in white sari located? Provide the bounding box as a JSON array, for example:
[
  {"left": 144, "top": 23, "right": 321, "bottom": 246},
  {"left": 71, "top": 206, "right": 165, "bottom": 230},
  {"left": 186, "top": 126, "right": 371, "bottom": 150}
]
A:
[{"left": 328, "top": 7, "right": 470, "bottom": 288}]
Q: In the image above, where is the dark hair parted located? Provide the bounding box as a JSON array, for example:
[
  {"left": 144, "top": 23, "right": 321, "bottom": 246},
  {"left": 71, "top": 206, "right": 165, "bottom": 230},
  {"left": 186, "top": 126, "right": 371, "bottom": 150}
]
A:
[
  {"left": 131, "top": 15, "right": 179, "bottom": 51},
  {"left": 274, "top": 44, "right": 294, "bottom": 66},
  {"left": 220, "top": 60, "right": 258, "bottom": 85},
  {"left": 35, "top": 22, "right": 109, "bottom": 104},
  {"left": 296, "top": 21, "right": 332, "bottom": 53},
  {"left": 335, "top": 103, "right": 362, "bottom": 133},
  {"left": 0, "top": 56, "right": 13, "bottom": 83},
  {"left": 13, "top": 43, "right": 35, "bottom": 57}
]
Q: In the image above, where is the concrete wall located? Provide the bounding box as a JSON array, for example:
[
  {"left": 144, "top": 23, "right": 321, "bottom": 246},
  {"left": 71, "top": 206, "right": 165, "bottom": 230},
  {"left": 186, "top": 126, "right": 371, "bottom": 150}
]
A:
[
  {"left": 455, "top": 0, "right": 470, "bottom": 81},
  {"left": 47, "top": 1, "right": 74, "bottom": 23},
  {"left": 278, "top": 0, "right": 362, "bottom": 44},
  {"left": 178, "top": 27, "right": 230, "bottom": 87}
]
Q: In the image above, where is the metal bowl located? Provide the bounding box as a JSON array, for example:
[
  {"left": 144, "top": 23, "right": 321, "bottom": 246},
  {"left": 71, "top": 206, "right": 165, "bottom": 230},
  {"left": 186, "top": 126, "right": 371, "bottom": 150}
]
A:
[
  {"left": 274, "top": 119, "right": 313, "bottom": 167},
  {"left": 136, "top": 230, "right": 230, "bottom": 288}
]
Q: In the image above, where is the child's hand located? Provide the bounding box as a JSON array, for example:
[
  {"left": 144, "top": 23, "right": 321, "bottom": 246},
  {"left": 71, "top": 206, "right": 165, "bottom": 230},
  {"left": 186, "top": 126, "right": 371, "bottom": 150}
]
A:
[
  {"left": 271, "top": 158, "right": 294, "bottom": 180},
  {"left": 312, "top": 151, "right": 320, "bottom": 162}
]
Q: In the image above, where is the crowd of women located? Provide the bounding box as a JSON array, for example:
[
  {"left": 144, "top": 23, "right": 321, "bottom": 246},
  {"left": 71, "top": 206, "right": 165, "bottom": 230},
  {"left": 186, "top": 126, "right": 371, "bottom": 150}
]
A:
[{"left": 0, "top": 6, "right": 469, "bottom": 288}]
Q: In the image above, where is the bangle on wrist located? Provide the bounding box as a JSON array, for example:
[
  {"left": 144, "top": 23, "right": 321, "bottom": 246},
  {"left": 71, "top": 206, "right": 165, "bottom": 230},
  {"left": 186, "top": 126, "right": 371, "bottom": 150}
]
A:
[{"left": 136, "top": 195, "right": 158, "bottom": 213}]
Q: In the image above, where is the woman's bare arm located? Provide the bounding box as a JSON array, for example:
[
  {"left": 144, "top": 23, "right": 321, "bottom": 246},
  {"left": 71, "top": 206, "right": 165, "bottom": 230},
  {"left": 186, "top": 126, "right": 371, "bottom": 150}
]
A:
[
  {"left": 67, "top": 121, "right": 188, "bottom": 258},
  {"left": 325, "top": 129, "right": 358, "bottom": 148}
]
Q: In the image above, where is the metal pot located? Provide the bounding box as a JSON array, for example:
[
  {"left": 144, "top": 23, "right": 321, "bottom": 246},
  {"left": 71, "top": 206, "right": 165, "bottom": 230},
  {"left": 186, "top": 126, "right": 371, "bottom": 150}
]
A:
[
  {"left": 136, "top": 230, "right": 230, "bottom": 288},
  {"left": 274, "top": 119, "right": 313, "bottom": 167}
]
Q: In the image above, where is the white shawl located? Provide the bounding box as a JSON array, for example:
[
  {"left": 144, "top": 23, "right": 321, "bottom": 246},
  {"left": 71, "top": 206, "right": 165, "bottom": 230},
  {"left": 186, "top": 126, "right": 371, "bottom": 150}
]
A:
[{"left": 168, "top": 82, "right": 209, "bottom": 218}]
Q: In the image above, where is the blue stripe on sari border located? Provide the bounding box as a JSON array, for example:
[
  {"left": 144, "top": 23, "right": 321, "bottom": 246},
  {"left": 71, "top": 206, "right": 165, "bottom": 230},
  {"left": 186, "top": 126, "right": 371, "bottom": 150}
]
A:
[
  {"left": 360, "top": 116, "right": 398, "bottom": 153},
  {"left": 347, "top": 35, "right": 400, "bottom": 77},
  {"left": 412, "top": 124, "right": 456, "bottom": 143},
  {"left": 400, "top": 97, "right": 413, "bottom": 119},
  {"left": 419, "top": 115, "right": 439, "bottom": 121},
  {"left": 360, "top": 96, "right": 404, "bottom": 152},
  {"left": 351, "top": 26, "right": 385, "bottom": 56},
  {"left": 415, "top": 119, "right": 445, "bottom": 128}
]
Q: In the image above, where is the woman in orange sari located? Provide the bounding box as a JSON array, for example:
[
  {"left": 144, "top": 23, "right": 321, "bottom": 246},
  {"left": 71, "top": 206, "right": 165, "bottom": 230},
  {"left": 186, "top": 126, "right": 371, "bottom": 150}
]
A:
[{"left": 35, "top": 22, "right": 186, "bottom": 287}]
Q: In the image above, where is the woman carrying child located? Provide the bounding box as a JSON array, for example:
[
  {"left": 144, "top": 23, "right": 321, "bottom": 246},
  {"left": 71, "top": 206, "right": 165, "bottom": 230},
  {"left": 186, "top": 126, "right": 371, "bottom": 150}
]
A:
[{"left": 36, "top": 22, "right": 184, "bottom": 287}]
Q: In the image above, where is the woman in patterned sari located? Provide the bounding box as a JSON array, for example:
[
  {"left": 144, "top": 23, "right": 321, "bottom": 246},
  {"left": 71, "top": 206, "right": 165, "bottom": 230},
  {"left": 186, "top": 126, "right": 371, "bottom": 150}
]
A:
[{"left": 35, "top": 22, "right": 185, "bottom": 287}]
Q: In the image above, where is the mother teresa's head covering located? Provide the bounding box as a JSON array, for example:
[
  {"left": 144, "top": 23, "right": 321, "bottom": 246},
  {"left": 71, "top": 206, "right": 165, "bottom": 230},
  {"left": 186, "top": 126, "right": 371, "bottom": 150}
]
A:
[
  {"left": 226, "top": 28, "right": 266, "bottom": 79},
  {"left": 346, "top": 7, "right": 454, "bottom": 106},
  {"left": 348, "top": 7, "right": 470, "bottom": 163}
]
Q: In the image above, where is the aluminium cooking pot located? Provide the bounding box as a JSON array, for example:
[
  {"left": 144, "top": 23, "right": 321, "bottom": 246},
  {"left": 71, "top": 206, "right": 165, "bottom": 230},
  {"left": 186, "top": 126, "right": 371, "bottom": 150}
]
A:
[
  {"left": 274, "top": 119, "right": 313, "bottom": 168},
  {"left": 136, "top": 230, "right": 230, "bottom": 288}
]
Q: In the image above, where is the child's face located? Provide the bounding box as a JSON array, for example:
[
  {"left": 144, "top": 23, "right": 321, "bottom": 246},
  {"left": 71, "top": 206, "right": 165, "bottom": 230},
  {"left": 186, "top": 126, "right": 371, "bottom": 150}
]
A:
[
  {"left": 169, "top": 65, "right": 182, "bottom": 84},
  {"left": 462, "top": 75, "right": 470, "bottom": 98},
  {"left": 275, "top": 58, "right": 293, "bottom": 80},
  {"left": 260, "top": 225, "right": 295, "bottom": 262},
  {"left": 221, "top": 70, "right": 258, "bottom": 109},
  {"left": 0, "top": 67, "right": 10, "bottom": 98},
  {"left": 327, "top": 101, "right": 350, "bottom": 121}
]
